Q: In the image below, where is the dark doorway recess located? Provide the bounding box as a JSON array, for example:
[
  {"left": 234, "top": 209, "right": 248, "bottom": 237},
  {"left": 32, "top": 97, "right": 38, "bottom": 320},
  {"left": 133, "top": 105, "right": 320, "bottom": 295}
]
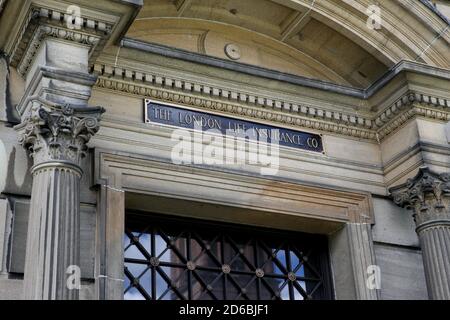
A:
[{"left": 124, "top": 212, "right": 334, "bottom": 300}]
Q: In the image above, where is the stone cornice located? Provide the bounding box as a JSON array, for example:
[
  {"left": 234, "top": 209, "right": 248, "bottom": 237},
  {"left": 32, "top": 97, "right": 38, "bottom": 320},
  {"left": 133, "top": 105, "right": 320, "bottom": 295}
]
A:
[
  {"left": 7, "top": 5, "right": 114, "bottom": 77},
  {"left": 375, "top": 95, "right": 450, "bottom": 140},
  {"left": 121, "top": 38, "right": 365, "bottom": 98},
  {"left": 121, "top": 39, "right": 450, "bottom": 99},
  {"left": 17, "top": 65, "right": 98, "bottom": 116},
  {"left": 92, "top": 61, "right": 450, "bottom": 141},
  {"left": 94, "top": 73, "right": 377, "bottom": 140}
]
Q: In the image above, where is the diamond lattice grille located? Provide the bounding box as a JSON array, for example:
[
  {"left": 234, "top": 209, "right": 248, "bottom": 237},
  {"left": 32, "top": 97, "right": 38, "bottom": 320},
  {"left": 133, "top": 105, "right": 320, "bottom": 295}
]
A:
[{"left": 124, "top": 213, "right": 333, "bottom": 300}]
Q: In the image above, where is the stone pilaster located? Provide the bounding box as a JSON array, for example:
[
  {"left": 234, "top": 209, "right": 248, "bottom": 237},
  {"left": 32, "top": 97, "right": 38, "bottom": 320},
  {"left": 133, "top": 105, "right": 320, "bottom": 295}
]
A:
[
  {"left": 16, "top": 98, "right": 103, "bottom": 299},
  {"left": 347, "top": 223, "right": 379, "bottom": 300},
  {"left": 390, "top": 167, "right": 450, "bottom": 300}
]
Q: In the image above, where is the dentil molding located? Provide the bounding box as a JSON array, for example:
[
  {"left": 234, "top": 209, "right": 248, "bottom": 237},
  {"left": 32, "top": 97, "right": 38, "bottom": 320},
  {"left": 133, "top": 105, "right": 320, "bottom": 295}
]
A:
[
  {"left": 6, "top": 4, "right": 116, "bottom": 77},
  {"left": 92, "top": 62, "right": 450, "bottom": 142}
]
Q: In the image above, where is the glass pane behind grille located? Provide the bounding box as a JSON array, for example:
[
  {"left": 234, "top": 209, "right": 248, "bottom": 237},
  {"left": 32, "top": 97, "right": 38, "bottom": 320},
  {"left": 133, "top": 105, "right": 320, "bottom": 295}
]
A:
[{"left": 124, "top": 213, "right": 333, "bottom": 300}]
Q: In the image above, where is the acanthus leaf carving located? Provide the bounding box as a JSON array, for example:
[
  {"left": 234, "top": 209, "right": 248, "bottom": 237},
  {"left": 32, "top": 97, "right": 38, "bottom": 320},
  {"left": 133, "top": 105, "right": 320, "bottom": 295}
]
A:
[
  {"left": 9, "top": 5, "right": 113, "bottom": 77},
  {"left": 389, "top": 167, "right": 450, "bottom": 227},
  {"left": 17, "top": 99, "right": 104, "bottom": 166}
]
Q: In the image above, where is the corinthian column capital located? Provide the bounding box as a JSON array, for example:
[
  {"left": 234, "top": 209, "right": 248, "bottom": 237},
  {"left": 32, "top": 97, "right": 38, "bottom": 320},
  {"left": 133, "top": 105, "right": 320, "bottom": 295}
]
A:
[
  {"left": 390, "top": 167, "right": 450, "bottom": 229},
  {"left": 16, "top": 99, "right": 104, "bottom": 167}
]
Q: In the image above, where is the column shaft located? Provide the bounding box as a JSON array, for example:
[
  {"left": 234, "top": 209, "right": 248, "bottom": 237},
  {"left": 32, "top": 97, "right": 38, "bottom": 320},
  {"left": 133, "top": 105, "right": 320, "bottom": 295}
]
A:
[
  {"left": 418, "top": 224, "right": 450, "bottom": 299},
  {"left": 23, "top": 163, "right": 81, "bottom": 299}
]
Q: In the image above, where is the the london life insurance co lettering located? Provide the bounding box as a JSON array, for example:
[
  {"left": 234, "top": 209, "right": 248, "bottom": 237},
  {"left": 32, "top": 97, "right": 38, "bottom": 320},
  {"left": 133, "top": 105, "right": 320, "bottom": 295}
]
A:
[{"left": 145, "top": 100, "right": 323, "bottom": 153}]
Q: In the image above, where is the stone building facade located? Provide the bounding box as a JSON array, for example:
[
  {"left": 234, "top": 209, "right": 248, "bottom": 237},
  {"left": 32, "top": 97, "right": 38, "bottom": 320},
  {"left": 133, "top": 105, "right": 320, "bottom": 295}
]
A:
[{"left": 0, "top": 0, "right": 449, "bottom": 300}]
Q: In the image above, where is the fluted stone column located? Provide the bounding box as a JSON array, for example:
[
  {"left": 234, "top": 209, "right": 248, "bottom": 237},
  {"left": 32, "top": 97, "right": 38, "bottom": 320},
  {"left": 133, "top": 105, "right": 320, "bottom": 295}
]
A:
[
  {"left": 0, "top": 0, "right": 139, "bottom": 300},
  {"left": 16, "top": 99, "right": 103, "bottom": 299},
  {"left": 390, "top": 167, "right": 450, "bottom": 300}
]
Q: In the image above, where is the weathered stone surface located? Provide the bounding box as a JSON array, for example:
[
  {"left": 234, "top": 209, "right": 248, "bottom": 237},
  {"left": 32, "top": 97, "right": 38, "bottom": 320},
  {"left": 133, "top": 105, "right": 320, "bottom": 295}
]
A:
[
  {"left": 329, "top": 223, "right": 379, "bottom": 300},
  {"left": 8, "top": 199, "right": 28, "bottom": 274},
  {"left": 446, "top": 121, "right": 450, "bottom": 143},
  {"left": 0, "top": 137, "right": 7, "bottom": 194},
  {"left": 374, "top": 243, "right": 428, "bottom": 300},
  {"left": 20, "top": 40, "right": 97, "bottom": 113},
  {"left": 23, "top": 164, "right": 82, "bottom": 299},
  {"left": 0, "top": 121, "right": 96, "bottom": 202},
  {"left": 0, "top": 0, "right": 449, "bottom": 301},
  {"left": 329, "top": 225, "right": 357, "bottom": 300},
  {"left": 371, "top": 197, "right": 419, "bottom": 247},
  {"left": 0, "top": 198, "right": 11, "bottom": 276},
  {"left": 419, "top": 226, "right": 450, "bottom": 298},
  {"left": 17, "top": 101, "right": 103, "bottom": 299},
  {"left": 0, "top": 123, "right": 33, "bottom": 196},
  {"left": 0, "top": 279, "right": 23, "bottom": 300},
  {"left": 96, "top": 185, "right": 125, "bottom": 300},
  {"left": 17, "top": 100, "right": 104, "bottom": 166},
  {"left": 0, "top": 56, "right": 7, "bottom": 122},
  {"left": 7, "top": 199, "right": 96, "bottom": 279},
  {"left": 79, "top": 281, "right": 96, "bottom": 300},
  {"left": 391, "top": 168, "right": 450, "bottom": 230}
]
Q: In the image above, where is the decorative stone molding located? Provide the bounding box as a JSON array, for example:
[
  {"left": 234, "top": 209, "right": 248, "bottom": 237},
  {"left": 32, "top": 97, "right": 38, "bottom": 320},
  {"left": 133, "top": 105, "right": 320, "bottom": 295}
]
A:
[
  {"left": 346, "top": 223, "right": 379, "bottom": 300},
  {"left": 93, "top": 62, "right": 450, "bottom": 141},
  {"left": 16, "top": 65, "right": 99, "bottom": 116},
  {"left": 94, "top": 149, "right": 375, "bottom": 299},
  {"left": 390, "top": 167, "right": 450, "bottom": 227},
  {"left": 375, "top": 93, "right": 450, "bottom": 139},
  {"left": 8, "top": 5, "right": 113, "bottom": 77},
  {"left": 93, "top": 63, "right": 377, "bottom": 139},
  {"left": 16, "top": 98, "right": 104, "bottom": 300},
  {"left": 96, "top": 77, "right": 378, "bottom": 140},
  {"left": 377, "top": 103, "right": 450, "bottom": 140},
  {"left": 95, "top": 150, "right": 375, "bottom": 226},
  {"left": 92, "top": 62, "right": 373, "bottom": 125},
  {"left": 16, "top": 98, "right": 104, "bottom": 166},
  {"left": 390, "top": 167, "right": 450, "bottom": 299}
]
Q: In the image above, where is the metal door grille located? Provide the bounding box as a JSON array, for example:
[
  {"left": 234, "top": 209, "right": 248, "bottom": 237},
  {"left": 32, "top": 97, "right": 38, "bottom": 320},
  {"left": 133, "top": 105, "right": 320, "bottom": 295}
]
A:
[{"left": 124, "top": 213, "right": 333, "bottom": 300}]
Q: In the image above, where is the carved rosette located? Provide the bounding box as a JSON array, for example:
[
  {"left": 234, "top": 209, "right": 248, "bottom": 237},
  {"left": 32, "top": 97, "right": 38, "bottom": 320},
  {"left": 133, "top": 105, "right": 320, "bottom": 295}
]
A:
[
  {"left": 18, "top": 101, "right": 104, "bottom": 167},
  {"left": 390, "top": 167, "right": 450, "bottom": 228}
]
